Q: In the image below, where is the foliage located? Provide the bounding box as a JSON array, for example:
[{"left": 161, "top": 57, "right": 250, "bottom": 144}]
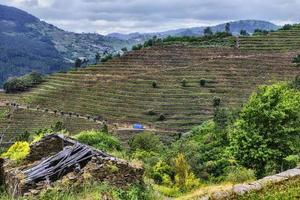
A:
[
  {"left": 74, "top": 130, "right": 122, "bottom": 152},
  {"left": 129, "top": 132, "right": 164, "bottom": 152},
  {"left": 132, "top": 44, "right": 143, "bottom": 51},
  {"left": 240, "top": 29, "right": 249, "bottom": 36},
  {"left": 152, "top": 160, "right": 175, "bottom": 185},
  {"left": 292, "top": 55, "right": 300, "bottom": 64},
  {"left": 204, "top": 27, "right": 213, "bottom": 36},
  {"left": 225, "top": 23, "right": 231, "bottom": 33},
  {"left": 3, "top": 72, "right": 43, "bottom": 93},
  {"left": 200, "top": 79, "right": 206, "bottom": 86},
  {"left": 283, "top": 155, "right": 300, "bottom": 170},
  {"left": 224, "top": 166, "right": 256, "bottom": 184},
  {"left": 158, "top": 114, "right": 166, "bottom": 121},
  {"left": 95, "top": 52, "right": 101, "bottom": 64},
  {"left": 173, "top": 153, "right": 200, "bottom": 192},
  {"left": 213, "top": 96, "right": 221, "bottom": 107},
  {"left": 292, "top": 75, "right": 300, "bottom": 89},
  {"left": 3, "top": 77, "right": 27, "bottom": 93},
  {"left": 171, "top": 120, "right": 231, "bottom": 180},
  {"left": 101, "top": 54, "right": 113, "bottom": 62},
  {"left": 1, "top": 141, "right": 30, "bottom": 161},
  {"left": 0, "top": 182, "right": 159, "bottom": 200},
  {"left": 279, "top": 24, "right": 293, "bottom": 31},
  {"left": 181, "top": 78, "right": 187, "bottom": 87},
  {"left": 152, "top": 81, "right": 158, "bottom": 88},
  {"left": 239, "top": 178, "right": 300, "bottom": 200},
  {"left": 229, "top": 83, "right": 300, "bottom": 177},
  {"left": 253, "top": 29, "right": 269, "bottom": 36},
  {"left": 121, "top": 47, "right": 128, "bottom": 52},
  {"left": 31, "top": 128, "right": 55, "bottom": 144},
  {"left": 162, "top": 32, "right": 233, "bottom": 47}
]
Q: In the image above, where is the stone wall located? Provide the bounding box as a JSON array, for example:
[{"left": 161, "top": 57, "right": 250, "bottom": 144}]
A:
[{"left": 197, "top": 167, "right": 300, "bottom": 200}]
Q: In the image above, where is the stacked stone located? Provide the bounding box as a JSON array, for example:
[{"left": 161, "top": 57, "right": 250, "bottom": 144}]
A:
[{"left": 0, "top": 134, "right": 144, "bottom": 198}]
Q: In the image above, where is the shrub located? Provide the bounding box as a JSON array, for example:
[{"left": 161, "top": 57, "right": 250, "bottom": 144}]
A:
[
  {"left": 16, "top": 131, "right": 30, "bottom": 142},
  {"left": 129, "top": 132, "right": 164, "bottom": 152},
  {"left": 132, "top": 44, "right": 143, "bottom": 51},
  {"left": 213, "top": 96, "right": 221, "bottom": 107},
  {"left": 74, "top": 130, "right": 122, "bottom": 152},
  {"left": 152, "top": 160, "right": 174, "bottom": 185},
  {"left": 3, "top": 77, "right": 27, "bottom": 93},
  {"left": 283, "top": 155, "right": 300, "bottom": 170},
  {"left": 280, "top": 24, "right": 293, "bottom": 31},
  {"left": 173, "top": 153, "right": 200, "bottom": 192},
  {"left": 292, "top": 76, "right": 300, "bottom": 89},
  {"left": 51, "top": 121, "right": 64, "bottom": 132},
  {"left": 292, "top": 55, "right": 300, "bottom": 64},
  {"left": 152, "top": 81, "right": 158, "bottom": 88},
  {"left": 229, "top": 83, "right": 300, "bottom": 177},
  {"left": 1, "top": 142, "right": 30, "bottom": 161},
  {"left": 168, "top": 120, "right": 231, "bottom": 181},
  {"left": 158, "top": 114, "right": 166, "bottom": 121},
  {"left": 146, "top": 109, "right": 156, "bottom": 116},
  {"left": 224, "top": 166, "right": 256, "bottom": 183},
  {"left": 181, "top": 78, "right": 187, "bottom": 87},
  {"left": 101, "top": 54, "right": 113, "bottom": 63},
  {"left": 200, "top": 79, "right": 206, "bottom": 86},
  {"left": 3, "top": 72, "right": 43, "bottom": 93}
]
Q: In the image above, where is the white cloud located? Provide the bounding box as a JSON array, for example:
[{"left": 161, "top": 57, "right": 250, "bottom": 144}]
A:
[{"left": 1, "top": 0, "right": 300, "bottom": 34}]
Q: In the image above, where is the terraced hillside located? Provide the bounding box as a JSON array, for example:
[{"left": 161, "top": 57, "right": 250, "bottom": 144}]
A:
[
  {"left": 15, "top": 48, "right": 299, "bottom": 133},
  {"left": 239, "top": 24, "right": 300, "bottom": 50},
  {"left": 0, "top": 106, "right": 101, "bottom": 148},
  {"left": 0, "top": 25, "right": 299, "bottom": 143}
]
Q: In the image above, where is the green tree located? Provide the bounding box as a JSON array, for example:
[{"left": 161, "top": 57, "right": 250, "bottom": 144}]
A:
[
  {"left": 129, "top": 132, "right": 164, "bottom": 152},
  {"left": 74, "top": 58, "right": 82, "bottom": 68},
  {"left": 225, "top": 23, "right": 231, "bottom": 33},
  {"left": 95, "top": 52, "right": 101, "bottom": 64},
  {"left": 229, "top": 83, "right": 300, "bottom": 177},
  {"left": 121, "top": 47, "right": 128, "bottom": 52},
  {"left": 204, "top": 27, "right": 213, "bottom": 36},
  {"left": 3, "top": 77, "right": 27, "bottom": 93},
  {"left": 240, "top": 30, "right": 248, "bottom": 36}
]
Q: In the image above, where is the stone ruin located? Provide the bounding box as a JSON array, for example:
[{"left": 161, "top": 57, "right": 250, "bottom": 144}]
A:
[{"left": 0, "top": 134, "right": 144, "bottom": 197}]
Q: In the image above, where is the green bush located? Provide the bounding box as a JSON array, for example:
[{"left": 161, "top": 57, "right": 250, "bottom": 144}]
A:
[
  {"left": 200, "top": 79, "right": 206, "bottom": 86},
  {"left": 3, "top": 72, "right": 43, "bottom": 93},
  {"left": 229, "top": 83, "right": 300, "bottom": 177},
  {"left": 152, "top": 160, "right": 174, "bottom": 185},
  {"left": 167, "top": 120, "right": 231, "bottom": 181},
  {"left": 283, "top": 155, "right": 300, "bottom": 170},
  {"left": 101, "top": 54, "right": 113, "bottom": 62},
  {"left": 1, "top": 141, "right": 30, "bottom": 161},
  {"left": 152, "top": 81, "right": 158, "bottom": 88},
  {"left": 3, "top": 77, "right": 27, "bottom": 93},
  {"left": 213, "top": 96, "right": 221, "bottom": 107},
  {"left": 129, "top": 132, "right": 164, "bottom": 152},
  {"left": 224, "top": 166, "right": 256, "bottom": 183},
  {"left": 158, "top": 114, "right": 166, "bottom": 121},
  {"left": 292, "top": 55, "right": 300, "bottom": 64},
  {"left": 280, "top": 24, "right": 293, "bottom": 31},
  {"left": 181, "top": 78, "right": 187, "bottom": 87},
  {"left": 74, "top": 130, "right": 122, "bottom": 152},
  {"left": 173, "top": 153, "right": 200, "bottom": 192},
  {"left": 132, "top": 44, "right": 143, "bottom": 51}
]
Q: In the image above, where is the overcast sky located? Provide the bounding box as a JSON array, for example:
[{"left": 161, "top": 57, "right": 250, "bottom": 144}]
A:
[{"left": 1, "top": 0, "right": 300, "bottom": 35}]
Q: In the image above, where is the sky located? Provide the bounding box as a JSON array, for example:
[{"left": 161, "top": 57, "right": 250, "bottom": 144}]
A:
[{"left": 1, "top": 0, "right": 300, "bottom": 35}]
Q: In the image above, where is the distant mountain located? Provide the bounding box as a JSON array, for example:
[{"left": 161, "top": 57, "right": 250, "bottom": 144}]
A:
[
  {"left": 107, "top": 20, "right": 279, "bottom": 40},
  {"left": 0, "top": 4, "right": 280, "bottom": 86},
  {"left": 0, "top": 4, "right": 135, "bottom": 86}
]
